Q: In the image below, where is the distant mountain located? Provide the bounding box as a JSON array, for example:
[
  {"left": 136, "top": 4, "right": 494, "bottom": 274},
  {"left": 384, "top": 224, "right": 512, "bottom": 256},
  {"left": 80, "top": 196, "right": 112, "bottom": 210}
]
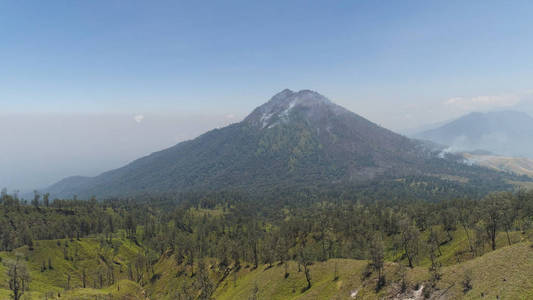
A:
[
  {"left": 44, "top": 90, "right": 517, "bottom": 199},
  {"left": 415, "top": 111, "right": 533, "bottom": 158},
  {"left": 401, "top": 118, "right": 455, "bottom": 136}
]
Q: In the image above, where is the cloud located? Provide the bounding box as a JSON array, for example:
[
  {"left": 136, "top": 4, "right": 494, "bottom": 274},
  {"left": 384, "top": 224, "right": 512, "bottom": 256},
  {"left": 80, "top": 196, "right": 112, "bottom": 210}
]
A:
[
  {"left": 225, "top": 114, "right": 235, "bottom": 119},
  {"left": 133, "top": 114, "right": 145, "bottom": 123},
  {"left": 443, "top": 94, "right": 522, "bottom": 111}
]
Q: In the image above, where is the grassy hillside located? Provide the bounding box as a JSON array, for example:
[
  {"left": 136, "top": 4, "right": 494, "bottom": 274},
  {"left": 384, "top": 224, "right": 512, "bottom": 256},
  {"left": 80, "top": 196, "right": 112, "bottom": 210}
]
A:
[
  {"left": 2, "top": 234, "right": 533, "bottom": 299},
  {"left": 146, "top": 254, "right": 368, "bottom": 300},
  {"left": 0, "top": 235, "right": 145, "bottom": 299},
  {"left": 216, "top": 259, "right": 368, "bottom": 300},
  {"left": 142, "top": 231, "right": 532, "bottom": 300},
  {"left": 434, "top": 242, "right": 533, "bottom": 299},
  {"left": 463, "top": 153, "right": 533, "bottom": 177},
  {"left": 214, "top": 241, "right": 533, "bottom": 300}
]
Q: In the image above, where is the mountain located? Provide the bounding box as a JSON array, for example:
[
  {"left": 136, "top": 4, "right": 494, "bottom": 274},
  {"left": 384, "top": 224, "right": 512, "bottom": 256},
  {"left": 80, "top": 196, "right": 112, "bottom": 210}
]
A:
[
  {"left": 415, "top": 111, "right": 533, "bottom": 158},
  {"left": 44, "top": 89, "right": 516, "bottom": 199}
]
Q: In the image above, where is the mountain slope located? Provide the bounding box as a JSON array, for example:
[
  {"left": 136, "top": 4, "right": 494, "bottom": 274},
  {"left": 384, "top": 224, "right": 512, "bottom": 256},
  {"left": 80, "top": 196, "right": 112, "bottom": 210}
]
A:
[
  {"left": 44, "top": 90, "right": 514, "bottom": 199},
  {"left": 147, "top": 234, "right": 533, "bottom": 300},
  {"left": 462, "top": 152, "right": 533, "bottom": 177},
  {"left": 415, "top": 111, "right": 533, "bottom": 158}
]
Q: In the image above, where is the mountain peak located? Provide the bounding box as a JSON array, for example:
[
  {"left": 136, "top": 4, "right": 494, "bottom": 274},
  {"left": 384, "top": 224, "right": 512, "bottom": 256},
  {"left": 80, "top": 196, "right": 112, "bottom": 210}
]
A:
[
  {"left": 42, "top": 88, "right": 513, "bottom": 199},
  {"left": 267, "top": 89, "right": 331, "bottom": 105},
  {"left": 272, "top": 88, "right": 294, "bottom": 98},
  {"left": 245, "top": 89, "right": 338, "bottom": 128}
]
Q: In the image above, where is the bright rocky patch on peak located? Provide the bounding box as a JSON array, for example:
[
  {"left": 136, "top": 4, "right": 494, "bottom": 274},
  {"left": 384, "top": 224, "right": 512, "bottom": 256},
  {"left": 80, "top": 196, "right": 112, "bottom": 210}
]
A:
[{"left": 244, "top": 89, "right": 342, "bottom": 129}]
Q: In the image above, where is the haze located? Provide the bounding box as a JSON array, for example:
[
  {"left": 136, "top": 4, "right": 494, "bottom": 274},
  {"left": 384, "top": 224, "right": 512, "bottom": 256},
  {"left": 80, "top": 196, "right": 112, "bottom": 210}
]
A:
[{"left": 2, "top": 1, "right": 533, "bottom": 192}]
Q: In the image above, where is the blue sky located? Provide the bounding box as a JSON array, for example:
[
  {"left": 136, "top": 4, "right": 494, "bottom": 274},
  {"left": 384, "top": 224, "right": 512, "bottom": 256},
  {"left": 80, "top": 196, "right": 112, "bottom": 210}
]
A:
[
  {"left": 2, "top": 1, "right": 533, "bottom": 122},
  {"left": 2, "top": 1, "right": 533, "bottom": 190}
]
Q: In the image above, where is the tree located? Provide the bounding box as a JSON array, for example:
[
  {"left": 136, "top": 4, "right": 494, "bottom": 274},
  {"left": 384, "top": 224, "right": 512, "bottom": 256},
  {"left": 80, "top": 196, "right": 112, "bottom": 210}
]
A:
[
  {"left": 107, "top": 215, "right": 115, "bottom": 238},
  {"left": 81, "top": 268, "right": 87, "bottom": 288},
  {"left": 261, "top": 234, "right": 275, "bottom": 269},
  {"left": 481, "top": 193, "right": 505, "bottom": 251},
  {"left": 399, "top": 217, "right": 420, "bottom": 268},
  {"left": 441, "top": 208, "right": 457, "bottom": 241},
  {"left": 427, "top": 227, "right": 443, "bottom": 256},
  {"left": 43, "top": 193, "right": 50, "bottom": 207},
  {"left": 333, "top": 262, "right": 338, "bottom": 281},
  {"left": 1, "top": 187, "right": 7, "bottom": 202},
  {"left": 21, "top": 226, "right": 33, "bottom": 251},
  {"left": 66, "top": 273, "right": 71, "bottom": 290},
  {"left": 473, "top": 223, "right": 488, "bottom": 256},
  {"left": 31, "top": 191, "right": 40, "bottom": 208},
  {"left": 457, "top": 198, "right": 476, "bottom": 254},
  {"left": 297, "top": 246, "right": 313, "bottom": 291},
  {"left": 369, "top": 235, "right": 385, "bottom": 290},
  {"left": 501, "top": 193, "right": 517, "bottom": 246},
  {"left": 428, "top": 241, "right": 441, "bottom": 286},
  {"left": 196, "top": 259, "right": 214, "bottom": 300},
  {"left": 125, "top": 213, "right": 136, "bottom": 239},
  {"left": 248, "top": 222, "right": 261, "bottom": 270},
  {"left": 183, "top": 236, "right": 195, "bottom": 277},
  {"left": 6, "top": 255, "right": 31, "bottom": 300},
  {"left": 230, "top": 239, "right": 241, "bottom": 268}
]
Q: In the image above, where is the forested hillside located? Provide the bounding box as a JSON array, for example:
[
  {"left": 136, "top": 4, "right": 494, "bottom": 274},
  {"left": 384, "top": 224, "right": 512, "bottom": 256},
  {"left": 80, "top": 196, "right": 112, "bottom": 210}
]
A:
[
  {"left": 43, "top": 90, "right": 523, "bottom": 199},
  {"left": 2, "top": 188, "right": 533, "bottom": 299}
]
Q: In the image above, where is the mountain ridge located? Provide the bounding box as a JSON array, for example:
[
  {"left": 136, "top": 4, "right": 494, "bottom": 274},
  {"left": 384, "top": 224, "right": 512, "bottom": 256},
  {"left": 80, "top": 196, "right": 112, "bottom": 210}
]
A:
[{"left": 43, "top": 90, "right": 517, "bottom": 199}]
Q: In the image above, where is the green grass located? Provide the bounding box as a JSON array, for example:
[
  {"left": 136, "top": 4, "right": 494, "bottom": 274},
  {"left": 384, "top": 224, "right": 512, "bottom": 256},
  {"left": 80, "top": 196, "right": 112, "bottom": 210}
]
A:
[
  {"left": 0, "top": 236, "right": 145, "bottom": 299},
  {"left": 2, "top": 231, "right": 533, "bottom": 299},
  {"left": 146, "top": 253, "right": 369, "bottom": 300},
  {"left": 60, "top": 279, "right": 144, "bottom": 300},
  {"left": 436, "top": 242, "right": 533, "bottom": 299},
  {"left": 215, "top": 259, "right": 368, "bottom": 300}
]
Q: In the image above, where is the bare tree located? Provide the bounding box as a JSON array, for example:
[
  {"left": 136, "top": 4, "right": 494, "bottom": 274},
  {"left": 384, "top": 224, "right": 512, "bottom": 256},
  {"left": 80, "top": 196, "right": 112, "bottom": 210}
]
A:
[
  {"left": 297, "top": 246, "right": 313, "bottom": 291},
  {"left": 399, "top": 217, "right": 420, "bottom": 268},
  {"left": 6, "top": 254, "right": 31, "bottom": 300},
  {"left": 369, "top": 235, "right": 385, "bottom": 290},
  {"left": 82, "top": 268, "right": 87, "bottom": 288},
  {"left": 457, "top": 198, "right": 476, "bottom": 254}
]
